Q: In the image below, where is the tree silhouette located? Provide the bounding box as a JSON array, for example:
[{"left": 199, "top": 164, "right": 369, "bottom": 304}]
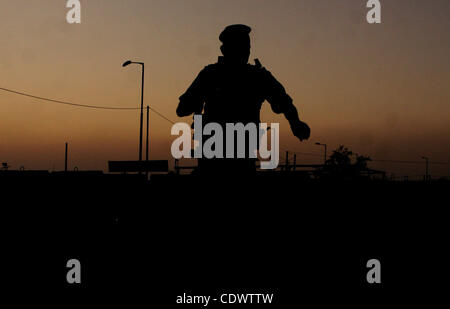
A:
[
  {"left": 320, "top": 145, "right": 372, "bottom": 179},
  {"left": 326, "top": 145, "right": 353, "bottom": 167},
  {"left": 354, "top": 154, "right": 372, "bottom": 170}
]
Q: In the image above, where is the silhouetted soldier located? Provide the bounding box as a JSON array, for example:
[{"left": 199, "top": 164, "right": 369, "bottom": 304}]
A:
[{"left": 177, "top": 24, "right": 310, "bottom": 175}]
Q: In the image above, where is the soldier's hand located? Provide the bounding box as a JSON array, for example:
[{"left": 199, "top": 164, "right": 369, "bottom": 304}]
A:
[{"left": 290, "top": 120, "right": 310, "bottom": 141}]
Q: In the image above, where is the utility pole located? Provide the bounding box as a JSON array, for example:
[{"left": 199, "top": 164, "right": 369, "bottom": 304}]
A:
[
  {"left": 421, "top": 156, "right": 429, "bottom": 181},
  {"left": 293, "top": 154, "right": 297, "bottom": 171},
  {"left": 315, "top": 142, "right": 327, "bottom": 165},
  {"left": 285, "top": 151, "right": 289, "bottom": 171},
  {"left": 65, "top": 142, "right": 68, "bottom": 172}
]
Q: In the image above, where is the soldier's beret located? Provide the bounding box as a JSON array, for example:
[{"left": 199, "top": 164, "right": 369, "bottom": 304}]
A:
[{"left": 219, "top": 24, "right": 252, "bottom": 44}]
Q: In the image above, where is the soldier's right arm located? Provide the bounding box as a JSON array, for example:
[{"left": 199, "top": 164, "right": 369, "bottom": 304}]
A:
[{"left": 176, "top": 68, "right": 208, "bottom": 117}]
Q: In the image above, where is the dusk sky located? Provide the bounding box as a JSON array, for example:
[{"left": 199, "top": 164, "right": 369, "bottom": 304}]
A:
[{"left": 0, "top": 0, "right": 449, "bottom": 178}]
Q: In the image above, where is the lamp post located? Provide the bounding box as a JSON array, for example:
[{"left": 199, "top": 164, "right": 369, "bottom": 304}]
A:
[
  {"left": 421, "top": 156, "right": 429, "bottom": 181},
  {"left": 146, "top": 105, "right": 149, "bottom": 162},
  {"left": 315, "top": 142, "right": 327, "bottom": 165},
  {"left": 123, "top": 60, "right": 145, "bottom": 169},
  {"left": 146, "top": 105, "right": 150, "bottom": 179}
]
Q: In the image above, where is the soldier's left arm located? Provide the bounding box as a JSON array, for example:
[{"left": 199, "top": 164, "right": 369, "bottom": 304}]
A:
[{"left": 262, "top": 68, "right": 310, "bottom": 141}]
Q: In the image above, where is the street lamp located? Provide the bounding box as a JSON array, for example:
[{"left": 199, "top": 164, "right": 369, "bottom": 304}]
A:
[
  {"left": 421, "top": 156, "right": 429, "bottom": 181},
  {"left": 123, "top": 60, "right": 145, "bottom": 168},
  {"left": 315, "top": 142, "right": 327, "bottom": 165}
]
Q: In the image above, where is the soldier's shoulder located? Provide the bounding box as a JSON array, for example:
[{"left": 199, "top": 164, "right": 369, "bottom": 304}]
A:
[
  {"left": 247, "top": 63, "right": 265, "bottom": 72},
  {"left": 247, "top": 59, "right": 270, "bottom": 72},
  {"left": 199, "top": 63, "right": 221, "bottom": 75},
  {"left": 247, "top": 62, "right": 273, "bottom": 79}
]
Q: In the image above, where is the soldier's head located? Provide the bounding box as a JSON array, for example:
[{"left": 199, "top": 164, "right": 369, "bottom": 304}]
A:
[{"left": 219, "top": 24, "right": 251, "bottom": 65}]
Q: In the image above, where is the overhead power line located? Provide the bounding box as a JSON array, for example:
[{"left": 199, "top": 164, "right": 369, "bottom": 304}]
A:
[
  {"left": 0, "top": 87, "right": 139, "bottom": 110},
  {"left": 0, "top": 86, "right": 175, "bottom": 124},
  {"left": 371, "top": 159, "right": 450, "bottom": 165},
  {"left": 147, "top": 107, "right": 176, "bottom": 124},
  {"left": 289, "top": 151, "right": 450, "bottom": 165},
  {"left": 291, "top": 151, "right": 322, "bottom": 157}
]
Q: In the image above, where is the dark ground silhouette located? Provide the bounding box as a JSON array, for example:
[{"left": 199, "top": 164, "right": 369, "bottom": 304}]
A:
[{"left": 1, "top": 170, "right": 448, "bottom": 305}]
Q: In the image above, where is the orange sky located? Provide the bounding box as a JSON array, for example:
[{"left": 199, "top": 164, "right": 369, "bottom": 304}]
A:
[{"left": 0, "top": 0, "right": 449, "bottom": 178}]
